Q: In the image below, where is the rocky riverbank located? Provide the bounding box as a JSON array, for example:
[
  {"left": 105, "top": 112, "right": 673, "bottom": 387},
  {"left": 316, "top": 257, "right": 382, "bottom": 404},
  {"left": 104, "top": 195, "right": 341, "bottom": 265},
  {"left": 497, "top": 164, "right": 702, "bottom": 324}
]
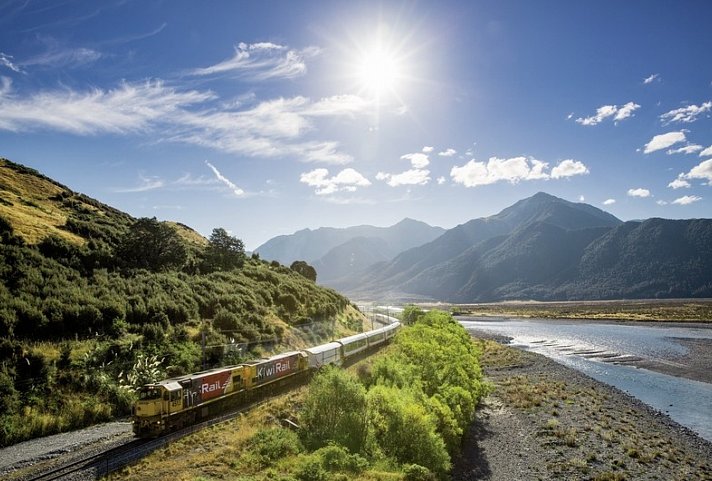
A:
[{"left": 455, "top": 335, "right": 712, "bottom": 481}]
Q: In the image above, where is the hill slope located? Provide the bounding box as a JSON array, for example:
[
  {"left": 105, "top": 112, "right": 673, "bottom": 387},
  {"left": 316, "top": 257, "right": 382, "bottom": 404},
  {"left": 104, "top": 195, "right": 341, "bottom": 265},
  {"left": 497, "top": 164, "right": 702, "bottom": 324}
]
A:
[{"left": 0, "top": 158, "right": 363, "bottom": 446}]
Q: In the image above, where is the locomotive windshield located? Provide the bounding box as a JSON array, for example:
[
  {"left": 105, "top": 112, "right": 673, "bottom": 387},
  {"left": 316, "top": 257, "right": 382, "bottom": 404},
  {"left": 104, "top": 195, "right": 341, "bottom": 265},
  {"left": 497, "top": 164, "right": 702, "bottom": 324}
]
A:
[{"left": 138, "top": 387, "right": 161, "bottom": 400}]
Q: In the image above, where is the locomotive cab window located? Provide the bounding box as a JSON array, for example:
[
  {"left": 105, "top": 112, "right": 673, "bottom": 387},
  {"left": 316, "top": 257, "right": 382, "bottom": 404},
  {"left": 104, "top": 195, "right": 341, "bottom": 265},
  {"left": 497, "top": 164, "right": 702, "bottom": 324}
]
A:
[{"left": 138, "top": 387, "right": 161, "bottom": 400}]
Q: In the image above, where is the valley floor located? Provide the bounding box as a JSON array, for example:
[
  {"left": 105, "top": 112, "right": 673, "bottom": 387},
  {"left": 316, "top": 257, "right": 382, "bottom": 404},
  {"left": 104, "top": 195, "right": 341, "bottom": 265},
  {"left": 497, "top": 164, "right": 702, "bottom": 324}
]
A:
[{"left": 455, "top": 335, "right": 712, "bottom": 481}]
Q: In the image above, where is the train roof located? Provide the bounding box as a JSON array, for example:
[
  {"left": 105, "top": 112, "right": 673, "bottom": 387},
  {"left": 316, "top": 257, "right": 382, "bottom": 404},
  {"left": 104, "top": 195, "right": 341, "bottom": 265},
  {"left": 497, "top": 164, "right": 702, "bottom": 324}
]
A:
[{"left": 304, "top": 342, "right": 342, "bottom": 354}]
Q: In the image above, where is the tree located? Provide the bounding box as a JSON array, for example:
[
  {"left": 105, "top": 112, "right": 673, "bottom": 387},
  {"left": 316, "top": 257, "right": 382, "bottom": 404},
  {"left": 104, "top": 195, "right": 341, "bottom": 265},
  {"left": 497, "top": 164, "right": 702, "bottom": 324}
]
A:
[
  {"left": 290, "top": 260, "right": 317, "bottom": 282},
  {"left": 117, "top": 218, "right": 187, "bottom": 272},
  {"left": 203, "top": 228, "right": 245, "bottom": 272},
  {"left": 401, "top": 304, "right": 425, "bottom": 326},
  {"left": 300, "top": 367, "right": 368, "bottom": 453}
]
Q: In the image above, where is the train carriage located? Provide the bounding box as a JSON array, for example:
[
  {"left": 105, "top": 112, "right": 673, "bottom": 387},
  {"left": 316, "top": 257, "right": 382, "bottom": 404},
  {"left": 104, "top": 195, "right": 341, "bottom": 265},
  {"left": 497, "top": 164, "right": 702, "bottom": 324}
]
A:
[{"left": 304, "top": 342, "right": 342, "bottom": 368}]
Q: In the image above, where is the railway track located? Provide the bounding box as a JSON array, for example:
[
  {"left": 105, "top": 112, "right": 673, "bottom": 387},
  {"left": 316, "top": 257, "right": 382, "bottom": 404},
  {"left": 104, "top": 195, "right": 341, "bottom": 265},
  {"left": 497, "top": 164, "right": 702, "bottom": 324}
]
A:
[{"left": 23, "top": 397, "right": 274, "bottom": 481}]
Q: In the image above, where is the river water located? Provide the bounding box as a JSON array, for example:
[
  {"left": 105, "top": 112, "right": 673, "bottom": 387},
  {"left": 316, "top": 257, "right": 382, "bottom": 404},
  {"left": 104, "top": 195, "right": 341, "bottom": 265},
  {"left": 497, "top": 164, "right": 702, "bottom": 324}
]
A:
[{"left": 460, "top": 317, "right": 712, "bottom": 442}]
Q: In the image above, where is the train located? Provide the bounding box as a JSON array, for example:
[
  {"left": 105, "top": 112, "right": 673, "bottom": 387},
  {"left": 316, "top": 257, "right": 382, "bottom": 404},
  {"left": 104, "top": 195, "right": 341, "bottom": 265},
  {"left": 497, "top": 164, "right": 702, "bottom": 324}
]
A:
[{"left": 132, "top": 320, "right": 401, "bottom": 437}]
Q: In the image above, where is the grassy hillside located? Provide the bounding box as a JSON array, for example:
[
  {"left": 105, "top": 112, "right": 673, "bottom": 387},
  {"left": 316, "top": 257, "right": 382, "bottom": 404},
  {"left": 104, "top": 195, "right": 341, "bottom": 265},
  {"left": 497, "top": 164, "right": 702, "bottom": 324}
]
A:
[{"left": 0, "top": 158, "right": 363, "bottom": 446}]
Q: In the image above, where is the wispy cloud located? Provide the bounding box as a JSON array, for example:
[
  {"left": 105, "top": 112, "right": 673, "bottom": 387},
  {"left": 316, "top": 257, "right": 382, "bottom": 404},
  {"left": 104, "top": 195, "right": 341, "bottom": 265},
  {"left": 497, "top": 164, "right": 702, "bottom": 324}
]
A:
[
  {"left": 667, "top": 144, "right": 703, "bottom": 155},
  {"left": 627, "top": 188, "right": 651, "bottom": 198},
  {"left": 422, "top": 146, "right": 433, "bottom": 153},
  {"left": 114, "top": 174, "right": 165, "bottom": 193},
  {"left": 643, "top": 73, "right": 659, "bottom": 84},
  {"left": 0, "top": 80, "right": 369, "bottom": 164},
  {"left": 191, "top": 42, "right": 320, "bottom": 80},
  {"left": 672, "top": 195, "right": 702, "bottom": 205},
  {"left": 450, "top": 156, "right": 587, "bottom": 188},
  {"left": 205, "top": 161, "right": 245, "bottom": 197},
  {"left": 603, "top": 199, "right": 616, "bottom": 205},
  {"left": 700, "top": 145, "right": 712, "bottom": 157},
  {"left": 0, "top": 52, "right": 23, "bottom": 73},
  {"left": 300, "top": 168, "right": 371, "bottom": 195},
  {"left": 643, "top": 131, "right": 686, "bottom": 154},
  {"left": 0, "top": 80, "right": 213, "bottom": 134},
  {"left": 575, "top": 102, "right": 640, "bottom": 126},
  {"left": 21, "top": 46, "right": 102, "bottom": 69},
  {"left": 438, "top": 148, "right": 457, "bottom": 157},
  {"left": 657, "top": 200, "right": 668, "bottom": 206},
  {"left": 660, "top": 101, "right": 711, "bottom": 124}
]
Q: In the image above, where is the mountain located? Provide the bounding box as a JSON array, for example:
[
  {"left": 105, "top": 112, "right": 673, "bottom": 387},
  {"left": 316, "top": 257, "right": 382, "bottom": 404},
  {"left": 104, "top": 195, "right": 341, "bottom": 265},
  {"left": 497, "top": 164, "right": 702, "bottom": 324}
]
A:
[
  {"left": 254, "top": 217, "right": 445, "bottom": 268},
  {"left": 340, "top": 193, "right": 712, "bottom": 302}
]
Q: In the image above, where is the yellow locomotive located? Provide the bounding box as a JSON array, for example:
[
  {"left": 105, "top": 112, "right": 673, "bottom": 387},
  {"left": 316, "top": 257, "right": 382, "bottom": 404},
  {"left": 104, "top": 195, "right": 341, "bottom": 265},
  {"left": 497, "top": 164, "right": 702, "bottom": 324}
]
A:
[{"left": 133, "top": 321, "right": 400, "bottom": 437}]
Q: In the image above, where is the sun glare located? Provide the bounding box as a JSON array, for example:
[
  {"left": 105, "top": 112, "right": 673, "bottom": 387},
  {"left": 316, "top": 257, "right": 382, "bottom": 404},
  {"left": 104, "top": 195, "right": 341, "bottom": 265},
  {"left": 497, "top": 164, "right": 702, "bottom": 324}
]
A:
[{"left": 357, "top": 47, "right": 400, "bottom": 97}]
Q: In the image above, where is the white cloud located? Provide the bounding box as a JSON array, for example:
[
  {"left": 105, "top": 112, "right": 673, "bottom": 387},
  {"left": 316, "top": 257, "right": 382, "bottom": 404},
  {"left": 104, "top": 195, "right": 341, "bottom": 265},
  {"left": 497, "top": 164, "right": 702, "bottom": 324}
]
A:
[
  {"left": 682, "top": 159, "right": 712, "bottom": 185},
  {"left": 551, "top": 159, "right": 589, "bottom": 179},
  {"left": 206, "top": 161, "right": 245, "bottom": 197},
  {"left": 438, "top": 148, "right": 457, "bottom": 157},
  {"left": 643, "top": 131, "right": 686, "bottom": 154},
  {"left": 578, "top": 195, "right": 585, "bottom": 202},
  {"left": 450, "top": 156, "right": 588, "bottom": 188},
  {"left": 437, "top": 176, "right": 446, "bottom": 185},
  {"left": 660, "top": 101, "right": 712, "bottom": 124},
  {"left": 643, "top": 73, "right": 659, "bottom": 84},
  {"left": 668, "top": 176, "right": 691, "bottom": 189},
  {"left": 656, "top": 200, "right": 668, "bottom": 206},
  {"left": 0, "top": 52, "right": 23, "bottom": 73},
  {"left": 379, "top": 169, "right": 431, "bottom": 187},
  {"left": 401, "top": 152, "right": 430, "bottom": 169},
  {"left": 575, "top": 102, "right": 640, "bottom": 126},
  {"left": 672, "top": 195, "right": 702, "bottom": 205},
  {"left": 614, "top": 102, "right": 641, "bottom": 122},
  {"left": 422, "top": 146, "right": 434, "bottom": 153},
  {"left": 603, "top": 199, "right": 616, "bottom": 205},
  {"left": 627, "top": 188, "right": 651, "bottom": 198},
  {"left": 191, "top": 42, "right": 320, "bottom": 80},
  {"left": 300, "top": 168, "right": 370, "bottom": 195},
  {"left": 667, "top": 144, "right": 703, "bottom": 155},
  {"left": 699, "top": 145, "right": 712, "bottom": 157}
]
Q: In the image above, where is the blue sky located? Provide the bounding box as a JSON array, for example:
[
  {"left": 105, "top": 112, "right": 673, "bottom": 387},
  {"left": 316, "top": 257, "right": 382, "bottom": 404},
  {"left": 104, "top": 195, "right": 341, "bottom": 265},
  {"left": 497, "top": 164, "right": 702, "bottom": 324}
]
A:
[{"left": 1, "top": 0, "right": 711, "bottom": 249}]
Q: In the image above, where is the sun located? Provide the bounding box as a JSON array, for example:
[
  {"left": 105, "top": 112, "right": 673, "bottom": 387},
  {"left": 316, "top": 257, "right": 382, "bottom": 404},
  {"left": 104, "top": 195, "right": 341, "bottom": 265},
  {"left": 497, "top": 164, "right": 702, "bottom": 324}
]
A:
[{"left": 356, "top": 46, "right": 401, "bottom": 98}]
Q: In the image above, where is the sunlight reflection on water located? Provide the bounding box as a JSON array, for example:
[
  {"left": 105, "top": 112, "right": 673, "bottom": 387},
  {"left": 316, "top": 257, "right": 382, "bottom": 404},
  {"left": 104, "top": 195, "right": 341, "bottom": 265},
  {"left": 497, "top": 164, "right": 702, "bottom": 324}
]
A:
[{"left": 461, "top": 318, "right": 712, "bottom": 442}]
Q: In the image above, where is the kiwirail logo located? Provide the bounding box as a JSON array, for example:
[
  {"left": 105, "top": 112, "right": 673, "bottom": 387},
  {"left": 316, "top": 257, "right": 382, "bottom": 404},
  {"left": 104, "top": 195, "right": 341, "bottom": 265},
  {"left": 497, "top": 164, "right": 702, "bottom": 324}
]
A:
[
  {"left": 257, "top": 360, "right": 291, "bottom": 380},
  {"left": 201, "top": 379, "right": 231, "bottom": 395}
]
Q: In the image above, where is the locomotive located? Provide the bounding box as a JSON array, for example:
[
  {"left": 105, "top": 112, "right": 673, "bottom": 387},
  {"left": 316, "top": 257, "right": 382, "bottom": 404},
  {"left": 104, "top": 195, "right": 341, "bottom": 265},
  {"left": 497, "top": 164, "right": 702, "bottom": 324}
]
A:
[{"left": 133, "top": 320, "right": 400, "bottom": 437}]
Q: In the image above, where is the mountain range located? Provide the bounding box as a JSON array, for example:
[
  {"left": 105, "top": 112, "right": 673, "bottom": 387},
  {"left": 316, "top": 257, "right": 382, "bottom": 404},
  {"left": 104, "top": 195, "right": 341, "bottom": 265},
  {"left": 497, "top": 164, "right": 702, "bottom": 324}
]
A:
[{"left": 258, "top": 193, "right": 712, "bottom": 302}]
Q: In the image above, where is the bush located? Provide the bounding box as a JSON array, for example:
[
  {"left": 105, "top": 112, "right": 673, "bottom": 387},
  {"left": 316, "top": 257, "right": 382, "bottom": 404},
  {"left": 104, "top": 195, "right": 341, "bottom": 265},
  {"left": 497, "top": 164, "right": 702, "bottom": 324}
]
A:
[
  {"left": 403, "top": 464, "right": 436, "bottom": 481},
  {"left": 250, "top": 428, "right": 303, "bottom": 467},
  {"left": 300, "top": 367, "right": 367, "bottom": 454}
]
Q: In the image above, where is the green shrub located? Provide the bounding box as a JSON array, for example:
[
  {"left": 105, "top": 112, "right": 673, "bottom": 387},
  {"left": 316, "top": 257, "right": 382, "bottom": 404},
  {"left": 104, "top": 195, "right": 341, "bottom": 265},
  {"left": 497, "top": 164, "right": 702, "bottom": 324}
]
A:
[
  {"left": 250, "top": 427, "right": 303, "bottom": 467},
  {"left": 300, "top": 367, "right": 368, "bottom": 454}
]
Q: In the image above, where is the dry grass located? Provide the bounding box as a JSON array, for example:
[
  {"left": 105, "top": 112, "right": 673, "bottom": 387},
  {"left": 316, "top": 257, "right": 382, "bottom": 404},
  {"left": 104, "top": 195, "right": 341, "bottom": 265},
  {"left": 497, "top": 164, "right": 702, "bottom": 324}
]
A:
[{"left": 452, "top": 299, "right": 712, "bottom": 322}]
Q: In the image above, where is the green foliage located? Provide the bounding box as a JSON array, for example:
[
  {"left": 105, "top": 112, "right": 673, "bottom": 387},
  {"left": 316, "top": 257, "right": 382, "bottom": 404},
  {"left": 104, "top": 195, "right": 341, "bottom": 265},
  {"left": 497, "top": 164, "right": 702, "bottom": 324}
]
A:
[
  {"left": 290, "top": 261, "right": 317, "bottom": 282},
  {"left": 366, "top": 385, "right": 450, "bottom": 476},
  {"left": 117, "top": 217, "right": 188, "bottom": 272},
  {"left": 400, "top": 305, "right": 425, "bottom": 326},
  {"left": 300, "top": 366, "right": 368, "bottom": 454},
  {"left": 203, "top": 227, "right": 246, "bottom": 272},
  {"left": 249, "top": 427, "right": 303, "bottom": 467},
  {"left": 403, "top": 464, "right": 436, "bottom": 481}
]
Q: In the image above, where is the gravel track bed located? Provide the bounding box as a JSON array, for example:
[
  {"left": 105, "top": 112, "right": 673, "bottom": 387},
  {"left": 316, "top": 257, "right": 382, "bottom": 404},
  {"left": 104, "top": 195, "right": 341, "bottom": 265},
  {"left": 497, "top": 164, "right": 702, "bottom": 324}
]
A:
[{"left": 0, "top": 421, "right": 134, "bottom": 480}]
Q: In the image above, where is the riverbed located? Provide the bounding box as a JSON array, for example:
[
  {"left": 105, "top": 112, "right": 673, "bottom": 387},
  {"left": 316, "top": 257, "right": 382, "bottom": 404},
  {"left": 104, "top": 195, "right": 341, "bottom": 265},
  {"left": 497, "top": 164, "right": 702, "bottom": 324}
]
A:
[{"left": 461, "top": 317, "right": 712, "bottom": 443}]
